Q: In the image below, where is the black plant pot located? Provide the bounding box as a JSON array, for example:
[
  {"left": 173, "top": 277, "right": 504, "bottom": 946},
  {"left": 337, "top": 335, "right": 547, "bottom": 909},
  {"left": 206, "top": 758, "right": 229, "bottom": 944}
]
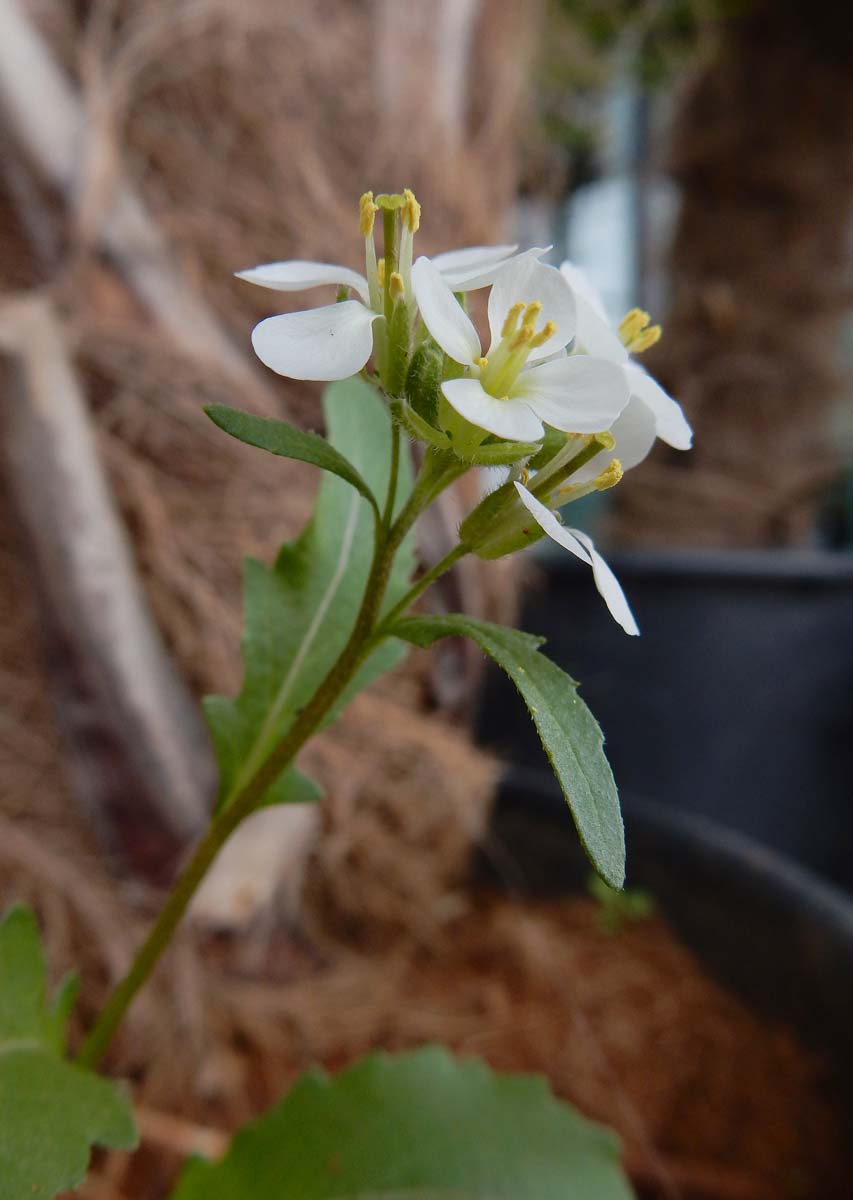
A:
[
  {"left": 477, "top": 547, "right": 853, "bottom": 889},
  {"left": 477, "top": 770, "right": 853, "bottom": 1145}
]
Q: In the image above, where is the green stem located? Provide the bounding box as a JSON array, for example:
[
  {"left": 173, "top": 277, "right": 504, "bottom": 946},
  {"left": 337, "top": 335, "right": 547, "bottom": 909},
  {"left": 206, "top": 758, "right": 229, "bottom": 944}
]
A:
[
  {"left": 79, "top": 467, "right": 430, "bottom": 1070},
  {"left": 377, "top": 543, "right": 469, "bottom": 635},
  {"left": 382, "top": 420, "right": 401, "bottom": 530}
]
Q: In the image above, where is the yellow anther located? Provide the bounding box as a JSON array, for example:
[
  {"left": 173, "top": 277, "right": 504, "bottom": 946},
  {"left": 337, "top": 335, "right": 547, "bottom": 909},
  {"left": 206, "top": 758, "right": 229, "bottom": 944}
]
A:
[
  {"left": 476, "top": 356, "right": 489, "bottom": 371},
  {"left": 402, "top": 188, "right": 421, "bottom": 233},
  {"left": 377, "top": 259, "right": 386, "bottom": 288},
  {"left": 359, "top": 191, "right": 378, "bottom": 238},
  {"left": 529, "top": 320, "right": 557, "bottom": 350},
  {"left": 629, "top": 324, "right": 662, "bottom": 353},
  {"left": 595, "top": 431, "right": 615, "bottom": 452},
  {"left": 595, "top": 459, "right": 623, "bottom": 491},
  {"left": 501, "top": 302, "right": 525, "bottom": 339},
  {"left": 509, "top": 326, "right": 535, "bottom": 352},
  {"left": 389, "top": 271, "right": 405, "bottom": 300},
  {"left": 619, "top": 308, "right": 650, "bottom": 342},
  {"left": 521, "top": 301, "right": 543, "bottom": 329}
]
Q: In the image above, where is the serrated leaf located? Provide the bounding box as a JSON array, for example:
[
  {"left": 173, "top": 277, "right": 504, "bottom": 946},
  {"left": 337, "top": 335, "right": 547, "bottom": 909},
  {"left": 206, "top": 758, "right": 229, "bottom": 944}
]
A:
[
  {"left": 205, "top": 405, "right": 379, "bottom": 515},
  {"left": 390, "top": 616, "right": 625, "bottom": 888},
  {"left": 170, "top": 1046, "right": 633, "bottom": 1199},
  {"left": 206, "top": 378, "right": 414, "bottom": 811},
  {"left": 0, "top": 907, "right": 137, "bottom": 1200}
]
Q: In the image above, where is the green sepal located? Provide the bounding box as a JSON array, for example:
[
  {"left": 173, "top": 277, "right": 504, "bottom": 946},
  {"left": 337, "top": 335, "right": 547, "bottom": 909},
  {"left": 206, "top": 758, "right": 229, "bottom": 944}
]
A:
[
  {"left": 394, "top": 398, "right": 452, "bottom": 451},
  {"left": 404, "top": 342, "right": 443, "bottom": 425},
  {"left": 389, "top": 615, "right": 625, "bottom": 888},
  {"left": 467, "top": 438, "right": 542, "bottom": 466}
]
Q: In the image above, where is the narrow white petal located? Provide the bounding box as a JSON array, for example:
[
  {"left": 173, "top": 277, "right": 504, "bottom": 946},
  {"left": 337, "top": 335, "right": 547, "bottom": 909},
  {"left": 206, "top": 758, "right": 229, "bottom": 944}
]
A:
[
  {"left": 571, "top": 394, "right": 659, "bottom": 484},
  {"left": 251, "top": 301, "right": 377, "bottom": 381},
  {"left": 440, "top": 245, "right": 548, "bottom": 292},
  {"left": 625, "top": 363, "right": 692, "bottom": 450},
  {"left": 567, "top": 527, "right": 640, "bottom": 636},
  {"left": 236, "top": 261, "right": 370, "bottom": 304},
  {"left": 442, "top": 378, "right": 543, "bottom": 441},
  {"left": 412, "top": 256, "right": 481, "bottom": 366},
  {"left": 431, "top": 244, "right": 518, "bottom": 273},
  {"left": 559, "top": 261, "right": 607, "bottom": 318},
  {"left": 487, "top": 258, "right": 576, "bottom": 361},
  {"left": 514, "top": 484, "right": 639, "bottom": 636},
  {"left": 515, "top": 356, "right": 629, "bottom": 433}
]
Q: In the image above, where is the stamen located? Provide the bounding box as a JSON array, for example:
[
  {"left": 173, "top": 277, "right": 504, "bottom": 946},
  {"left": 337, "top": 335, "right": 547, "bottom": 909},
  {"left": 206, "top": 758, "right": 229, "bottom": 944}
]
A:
[
  {"left": 476, "top": 356, "right": 489, "bottom": 371},
  {"left": 389, "top": 271, "right": 405, "bottom": 300},
  {"left": 522, "top": 301, "right": 542, "bottom": 329},
  {"left": 619, "top": 308, "right": 650, "bottom": 342},
  {"left": 501, "top": 302, "right": 525, "bottom": 339},
  {"left": 595, "top": 459, "right": 623, "bottom": 491},
  {"left": 529, "top": 320, "right": 556, "bottom": 350},
  {"left": 377, "top": 259, "right": 386, "bottom": 288},
  {"left": 402, "top": 188, "right": 421, "bottom": 233},
  {"left": 509, "top": 326, "right": 534, "bottom": 352},
  {"left": 359, "top": 191, "right": 378, "bottom": 238},
  {"left": 629, "top": 324, "right": 662, "bottom": 353}
]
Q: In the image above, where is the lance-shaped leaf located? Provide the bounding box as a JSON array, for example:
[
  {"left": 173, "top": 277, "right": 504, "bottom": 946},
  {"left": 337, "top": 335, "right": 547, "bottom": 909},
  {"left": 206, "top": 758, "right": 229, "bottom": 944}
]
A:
[
  {"left": 170, "top": 1046, "right": 632, "bottom": 1200},
  {"left": 0, "top": 906, "right": 137, "bottom": 1200},
  {"left": 390, "top": 615, "right": 625, "bottom": 888},
  {"left": 205, "top": 405, "right": 379, "bottom": 516},
  {"left": 205, "top": 377, "right": 413, "bottom": 810}
]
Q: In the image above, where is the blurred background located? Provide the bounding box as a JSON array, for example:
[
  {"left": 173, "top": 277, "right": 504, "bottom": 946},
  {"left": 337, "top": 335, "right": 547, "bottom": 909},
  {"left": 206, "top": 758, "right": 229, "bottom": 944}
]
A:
[{"left": 1, "top": 1, "right": 852, "bottom": 1195}]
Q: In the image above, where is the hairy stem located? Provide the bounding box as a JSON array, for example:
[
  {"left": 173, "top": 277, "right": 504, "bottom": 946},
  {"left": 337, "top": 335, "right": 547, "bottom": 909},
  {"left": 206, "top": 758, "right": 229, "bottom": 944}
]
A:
[{"left": 78, "top": 445, "right": 463, "bottom": 1068}]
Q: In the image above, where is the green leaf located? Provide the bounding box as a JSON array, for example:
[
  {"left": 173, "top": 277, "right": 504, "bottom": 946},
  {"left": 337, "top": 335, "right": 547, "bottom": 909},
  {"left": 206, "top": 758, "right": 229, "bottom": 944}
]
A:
[
  {"left": 170, "top": 1046, "right": 633, "bottom": 1200},
  {"left": 0, "top": 907, "right": 137, "bottom": 1200},
  {"left": 390, "top": 616, "right": 625, "bottom": 888},
  {"left": 205, "top": 405, "right": 379, "bottom": 516},
  {"left": 205, "top": 378, "right": 414, "bottom": 811}
]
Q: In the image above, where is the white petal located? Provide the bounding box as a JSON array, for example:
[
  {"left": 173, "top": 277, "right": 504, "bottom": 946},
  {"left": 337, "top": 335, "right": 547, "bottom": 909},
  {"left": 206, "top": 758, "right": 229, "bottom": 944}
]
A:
[
  {"left": 567, "top": 527, "right": 640, "bottom": 637},
  {"left": 236, "top": 260, "right": 370, "bottom": 304},
  {"left": 625, "top": 363, "right": 692, "bottom": 450},
  {"left": 412, "top": 256, "right": 481, "bottom": 366},
  {"left": 514, "top": 356, "right": 629, "bottom": 433},
  {"left": 559, "top": 260, "right": 607, "bottom": 318},
  {"left": 440, "top": 245, "right": 548, "bottom": 292},
  {"left": 487, "top": 258, "right": 576, "bottom": 362},
  {"left": 514, "top": 484, "right": 639, "bottom": 636},
  {"left": 442, "top": 378, "right": 544, "bottom": 441},
  {"left": 251, "top": 301, "right": 378, "bottom": 381},
  {"left": 574, "top": 295, "right": 629, "bottom": 362},
  {"left": 431, "top": 244, "right": 518, "bottom": 273},
  {"left": 571, "top": 394, "right": 658, "bottom": 484}
]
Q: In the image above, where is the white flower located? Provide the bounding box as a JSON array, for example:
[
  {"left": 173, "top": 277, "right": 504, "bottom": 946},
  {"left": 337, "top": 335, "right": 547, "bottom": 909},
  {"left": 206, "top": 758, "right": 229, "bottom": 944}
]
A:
[
  {"left": 237, "top": 189, "right": 526, "bottom": 382},
  {"left": 559, "top": 261, "right": 692, "bottom": 480},
  {"left": 412, "top": 254, "right": 630, "bottom": 443},
  {"left": 514, "top": 483, "right": 639, "bottom": 636}
]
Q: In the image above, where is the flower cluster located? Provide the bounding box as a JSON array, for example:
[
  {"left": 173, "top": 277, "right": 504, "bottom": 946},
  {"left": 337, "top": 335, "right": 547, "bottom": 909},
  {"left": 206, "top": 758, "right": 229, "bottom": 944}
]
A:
[{"left": 238, "top": 190, "right": 692, "bottom": 634}]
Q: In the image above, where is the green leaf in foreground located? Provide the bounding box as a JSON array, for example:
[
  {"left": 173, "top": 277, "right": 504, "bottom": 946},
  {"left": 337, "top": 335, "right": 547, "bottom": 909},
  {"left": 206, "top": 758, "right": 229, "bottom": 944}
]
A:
[
  {"left": 0, "top": 906, "right": 137, "bottom": 1200},
  {"left": 205, "top": 405, "right": 379, "bottom": 516},
  {"left": 204, "top": 377, "right": 414, "bottom": 811},
  {"left": 390, "top": 615, "right": 625, "bottom": 888},
  {"left": 171, "top": 1046, "right": 633, "bottom": 1200}
]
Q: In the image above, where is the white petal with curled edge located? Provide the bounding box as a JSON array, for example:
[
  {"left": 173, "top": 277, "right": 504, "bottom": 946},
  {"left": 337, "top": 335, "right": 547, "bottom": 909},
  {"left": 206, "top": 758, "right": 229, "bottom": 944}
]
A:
[
  {"left": 487, "top": 257, "right": 576, "bottom": 362},
  {"left": 513, "top": 484, "right": 639, "bottom": 636},
  {"left": 571, "top": 394, "right": 659, "bottom": 485},
  {"left": 412, "top": 256, "right": 482, "bottom": 366},
  {"left": 431, "top": 244, "right": 518, "bottom": 273},
  {"left": 515, "top": 355, "right": 629, "bottom": 433},
  {"left": 251, "top": 301, "right": 378, "bottom": 381},
  {"left": 442, "top": 378, "right": 544, "bottom": 442},
  {"left": 236, "top": 261, "right": 370, "bottom": 304},
  {"left": 625, "top": 362, "right": 692, "bottom": 450}
]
